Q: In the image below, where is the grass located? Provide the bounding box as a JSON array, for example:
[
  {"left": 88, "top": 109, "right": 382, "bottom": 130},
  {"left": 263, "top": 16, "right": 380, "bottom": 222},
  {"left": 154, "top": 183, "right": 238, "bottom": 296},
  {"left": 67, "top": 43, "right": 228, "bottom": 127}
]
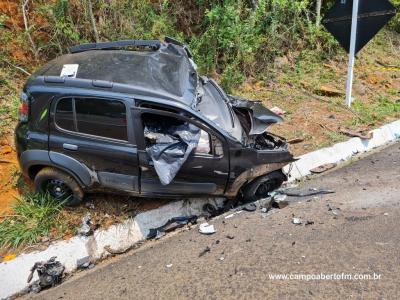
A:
[
  {"left": 0, "top": 67, "right": 22, "bottom": 136},
  {"left": 352, "top": 96, "right": 400, "bottom": 126},
  {"left": 0, "top": 193, "right": 69, "bottom": 250}
]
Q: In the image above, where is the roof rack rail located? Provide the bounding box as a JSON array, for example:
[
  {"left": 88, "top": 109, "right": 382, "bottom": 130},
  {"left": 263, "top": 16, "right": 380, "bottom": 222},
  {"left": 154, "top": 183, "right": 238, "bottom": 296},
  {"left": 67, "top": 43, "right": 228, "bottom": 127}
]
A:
[
  {"left": 164, "top": 36, "right": 193, "bottom": 58},
  {"left": 69, "top": 40, "right": 161, "bottom": 54}
]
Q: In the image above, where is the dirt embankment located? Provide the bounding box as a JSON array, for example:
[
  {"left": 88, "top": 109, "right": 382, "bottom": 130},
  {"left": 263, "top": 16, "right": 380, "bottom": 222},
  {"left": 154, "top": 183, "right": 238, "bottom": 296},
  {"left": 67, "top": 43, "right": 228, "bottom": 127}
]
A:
[{"left": 0, "top": 137, "right": 19, "bottom": 215}]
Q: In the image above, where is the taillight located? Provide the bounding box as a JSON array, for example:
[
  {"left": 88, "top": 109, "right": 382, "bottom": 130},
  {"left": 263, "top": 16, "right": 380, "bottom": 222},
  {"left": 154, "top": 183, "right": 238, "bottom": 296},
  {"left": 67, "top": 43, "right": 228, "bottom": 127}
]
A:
[{"left": 19, "top": 92, "right": 29, "bottom": 122}]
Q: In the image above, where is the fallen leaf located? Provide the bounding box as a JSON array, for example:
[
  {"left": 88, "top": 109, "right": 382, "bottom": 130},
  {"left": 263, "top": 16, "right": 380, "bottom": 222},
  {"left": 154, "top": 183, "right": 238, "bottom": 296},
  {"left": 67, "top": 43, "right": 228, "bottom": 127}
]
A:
[
  {"left": 63, "top": 232, "right": 73, "bottom": 240},
  {"left": 3, "top": 253, "right": 17, "bottom": 262},
  {"left": 310, "top": 163, "right": 337, "bottom": 174}
]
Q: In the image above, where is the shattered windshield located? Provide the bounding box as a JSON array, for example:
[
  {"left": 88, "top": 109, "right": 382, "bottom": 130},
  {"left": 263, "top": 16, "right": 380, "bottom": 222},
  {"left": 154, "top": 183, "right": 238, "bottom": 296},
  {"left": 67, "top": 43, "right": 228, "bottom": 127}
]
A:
[{"left": 196, "top": 79, "right": 244, "bottom": 142}]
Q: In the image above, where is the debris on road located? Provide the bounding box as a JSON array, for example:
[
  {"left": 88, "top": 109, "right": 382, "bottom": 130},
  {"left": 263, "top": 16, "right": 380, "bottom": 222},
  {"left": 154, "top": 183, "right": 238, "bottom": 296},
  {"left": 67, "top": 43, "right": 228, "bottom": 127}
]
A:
[
  {"left": 78, "top": 213, "right": 94, "bottom": 237},
  {"left": 166, "top": 264, "right": 173, "bottom": 268},
  {"left": 224, "top": 211, "right": 243, "bottom": 219},
  {"left": 310, "top": 163, "right": 337, "bottom": 174},
  {"left": 327, "top": 204, "right": 341, "bottom": 216},
  {"left": 26, "top": 257, "right": 64, "bottom": 294},
  {"left": 226, "top": 235, "right": 235, "bottom": 240},
  {"left": 292, "top": 217, "right": 314, "bottom": 226},
  {"left": 147, "top": 216, "right": 197, "bottom": 239},
  {"left": 199, "top": 223, "right": 216, "bottom": 235},
  {"left": 272, "top": 194, "right": 289, "bottom": 209},
  {"left": 76, "top": 256, "right": 91, "bottom": 269},
  {"left": 104, "top": 242, "right": 142, "bottom": 255},
  {"left": 243, "top": 203, "right": 257, "bottom": 212},
  {"left": 203, "top": 203, "right": 220, "bottom": 217},
  {"left": 305, "top": 220, "right": 315, "bottom": 226},
  {"left": 283, "top": 188, "right": 335, "bottom": 197},
  {"left": 199, "top": 246, "right": 211, "bottom": 257},
  {"left": 292, "top": 218, "right": 302, "bottom": 225}
]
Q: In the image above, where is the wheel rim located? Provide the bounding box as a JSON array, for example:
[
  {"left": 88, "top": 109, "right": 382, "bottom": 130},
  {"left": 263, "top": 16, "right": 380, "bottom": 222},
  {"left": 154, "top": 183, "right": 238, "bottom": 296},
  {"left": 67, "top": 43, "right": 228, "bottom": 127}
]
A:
[
  {"left": 45, "top": 179, "right": 73, "bottom": 200},
  {"left": 254, "top": 179, "right": 277, "bottom": 197}
]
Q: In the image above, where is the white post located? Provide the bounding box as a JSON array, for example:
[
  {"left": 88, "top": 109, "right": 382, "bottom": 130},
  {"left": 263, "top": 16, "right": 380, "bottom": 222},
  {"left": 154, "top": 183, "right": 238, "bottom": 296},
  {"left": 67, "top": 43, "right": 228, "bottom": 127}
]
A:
[{"left": 345, "top": 0, "right": 360, "bottom": 107}]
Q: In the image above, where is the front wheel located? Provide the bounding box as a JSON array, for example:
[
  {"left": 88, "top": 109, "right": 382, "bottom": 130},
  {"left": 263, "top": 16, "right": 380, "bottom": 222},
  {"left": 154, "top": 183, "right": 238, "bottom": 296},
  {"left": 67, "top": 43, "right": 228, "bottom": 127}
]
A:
[
  {"left": 34, "top": 167, "right": 84, "bottom": 206},
  {"left": 242, "top": 170, "right": 286, "bottom": 202}
]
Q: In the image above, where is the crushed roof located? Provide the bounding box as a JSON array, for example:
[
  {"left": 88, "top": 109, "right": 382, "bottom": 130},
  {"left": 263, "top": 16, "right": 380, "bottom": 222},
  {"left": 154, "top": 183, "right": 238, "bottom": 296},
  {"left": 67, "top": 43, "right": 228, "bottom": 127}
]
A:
[{"left": 35, "top": 43, "right": 198, "bottom": 106}]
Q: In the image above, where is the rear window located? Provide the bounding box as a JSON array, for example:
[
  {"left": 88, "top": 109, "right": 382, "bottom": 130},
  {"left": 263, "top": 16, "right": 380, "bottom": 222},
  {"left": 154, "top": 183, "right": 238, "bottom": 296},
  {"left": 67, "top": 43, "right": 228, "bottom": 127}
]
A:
[
  {"left": 55, "top": 98, "right": 74, "bottom": 131},
  {"left": 55, "top": 97, "right": 128, "bottom": 141},
  {"left": 75, "top": 98, "right": 127, "bottom": 141}
]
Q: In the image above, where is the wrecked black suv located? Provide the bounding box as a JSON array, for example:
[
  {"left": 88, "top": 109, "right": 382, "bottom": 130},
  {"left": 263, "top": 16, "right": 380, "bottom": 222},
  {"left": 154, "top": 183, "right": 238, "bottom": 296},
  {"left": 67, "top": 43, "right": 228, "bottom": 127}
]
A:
[{"left": 15, "top": 38, "right": 294, "bottom": 205}]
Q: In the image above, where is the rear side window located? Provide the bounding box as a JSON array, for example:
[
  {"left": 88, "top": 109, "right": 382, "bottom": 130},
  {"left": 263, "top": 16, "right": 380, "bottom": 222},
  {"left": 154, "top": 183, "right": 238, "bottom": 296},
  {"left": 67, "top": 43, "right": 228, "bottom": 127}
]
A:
[
  {"left": 75, "top": 98, "right": 127, "bottom": 141},
  {"left": 55, "top": 98, "right": 74, "bottom": 132},
  {"left": 55, "top": 97, "right": 128, "bottom": 141}
]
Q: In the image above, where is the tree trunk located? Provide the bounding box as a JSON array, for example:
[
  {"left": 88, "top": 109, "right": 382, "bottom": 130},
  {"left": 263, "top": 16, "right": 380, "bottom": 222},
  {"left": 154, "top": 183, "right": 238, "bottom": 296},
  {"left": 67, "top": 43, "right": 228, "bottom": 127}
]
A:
[
  {"left": 316, "top": 0, "right": 322, "bottom": 26},
  {"left": 87, "top": 0, "right": 99, "bottom": 43}
]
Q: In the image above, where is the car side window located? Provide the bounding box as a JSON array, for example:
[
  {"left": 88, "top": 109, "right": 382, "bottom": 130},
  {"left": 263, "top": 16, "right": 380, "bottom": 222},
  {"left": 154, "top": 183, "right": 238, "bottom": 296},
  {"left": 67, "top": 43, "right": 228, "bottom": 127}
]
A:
[
  {"left": 141, "top": 111, "right": 223, "bottom": 157},
  {"left": 54, "top": 97, "right": 128, "bottom": 141},
  {"left": 55, "top": 98, "right": 74, "bottom": 132},
  {"left": 75, "top": 98, "right": 127, "bottom": 141}
]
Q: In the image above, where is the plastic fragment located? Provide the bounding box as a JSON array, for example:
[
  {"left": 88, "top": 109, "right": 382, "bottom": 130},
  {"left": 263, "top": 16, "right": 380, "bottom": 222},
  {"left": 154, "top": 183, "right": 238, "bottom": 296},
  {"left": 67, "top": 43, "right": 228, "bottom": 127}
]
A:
[{"left": 199, "top": 223, "right": 216, "bottom": 235}]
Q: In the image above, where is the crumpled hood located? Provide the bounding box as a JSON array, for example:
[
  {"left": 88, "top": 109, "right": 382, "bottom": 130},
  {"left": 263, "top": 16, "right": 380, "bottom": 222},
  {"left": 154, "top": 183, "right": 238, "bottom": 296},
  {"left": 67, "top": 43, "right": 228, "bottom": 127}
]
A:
[{"left": 228, "top": 95, "right": 283, "bottom": 135}]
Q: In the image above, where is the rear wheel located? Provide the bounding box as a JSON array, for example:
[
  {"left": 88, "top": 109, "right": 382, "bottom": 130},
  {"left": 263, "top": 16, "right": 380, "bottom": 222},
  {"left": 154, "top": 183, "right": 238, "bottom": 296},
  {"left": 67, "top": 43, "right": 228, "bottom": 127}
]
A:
[
  {"left": 242, "top": 170, "right": 286, "bottom": 202},
  {"left": 34, "top": 167, "right": 84, "bottom": 206}
]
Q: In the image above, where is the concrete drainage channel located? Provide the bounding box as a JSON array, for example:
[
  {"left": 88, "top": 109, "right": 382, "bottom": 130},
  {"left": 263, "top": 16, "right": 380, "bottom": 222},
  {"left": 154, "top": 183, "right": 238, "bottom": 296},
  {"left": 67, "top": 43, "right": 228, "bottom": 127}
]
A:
[{"left": 1, "top": 119, "right": 399, "bottom": 299}]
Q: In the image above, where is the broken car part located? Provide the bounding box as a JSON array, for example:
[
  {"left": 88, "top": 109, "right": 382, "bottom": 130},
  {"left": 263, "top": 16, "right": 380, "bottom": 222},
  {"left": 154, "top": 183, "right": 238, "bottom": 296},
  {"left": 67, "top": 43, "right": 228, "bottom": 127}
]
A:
[
  {"left": 199, "top": 223, "right": 216, "bottom": 235},
  {"left": 282, "top": 188, "right": 335, "bottom": 197},
  {"left": 78, "top": 213, "right": 94, "bottom": 237},
  {"left": 147, "top": 216, "right": 198, "bottom": 239},
  {"left": 292, "top": 218, "right": 302, "bottom": 225},
  {"left": 27, "top": 257, "right": 64, "bottom": 293}
]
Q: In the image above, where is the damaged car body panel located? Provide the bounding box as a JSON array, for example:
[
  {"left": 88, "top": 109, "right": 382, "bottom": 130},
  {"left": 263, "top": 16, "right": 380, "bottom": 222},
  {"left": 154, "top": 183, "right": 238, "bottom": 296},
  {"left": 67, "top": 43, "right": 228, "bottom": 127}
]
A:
[{"left": 15, "top": 38, "right": 295, "bottom": 205}]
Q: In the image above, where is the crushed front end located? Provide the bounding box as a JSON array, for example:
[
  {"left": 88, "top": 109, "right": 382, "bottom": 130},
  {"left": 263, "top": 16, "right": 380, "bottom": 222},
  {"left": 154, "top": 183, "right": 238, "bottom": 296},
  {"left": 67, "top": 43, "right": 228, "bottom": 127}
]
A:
[{"left": 195, "top": 78, "right": 294, "bottom": 199}]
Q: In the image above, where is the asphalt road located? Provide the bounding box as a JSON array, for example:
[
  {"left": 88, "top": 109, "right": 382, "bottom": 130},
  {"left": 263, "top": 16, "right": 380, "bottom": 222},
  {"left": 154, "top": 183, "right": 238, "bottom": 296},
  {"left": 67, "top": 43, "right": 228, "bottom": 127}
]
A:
[{"left": 30, "top": 142, "right": 400, "bottom": 300}]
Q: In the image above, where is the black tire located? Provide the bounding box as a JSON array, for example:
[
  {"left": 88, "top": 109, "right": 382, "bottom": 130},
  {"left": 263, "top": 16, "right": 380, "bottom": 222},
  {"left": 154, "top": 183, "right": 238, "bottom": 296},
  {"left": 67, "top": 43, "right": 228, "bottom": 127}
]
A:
[
  {"left": 34, "top": 167, "right": 84, "bottom": 206},
  {"left": 242, "top": 170, "right": 286, "bottom": 203}
]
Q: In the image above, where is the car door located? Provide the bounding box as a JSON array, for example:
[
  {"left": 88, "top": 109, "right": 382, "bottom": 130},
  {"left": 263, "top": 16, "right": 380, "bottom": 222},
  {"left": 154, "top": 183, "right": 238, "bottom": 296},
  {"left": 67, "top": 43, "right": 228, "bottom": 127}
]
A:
[
  {"left": 132, "top": 104, "right": 230, "bottom": 197},
  {"left": 49, "top": 95, "right": 139, "bottom": 193}
]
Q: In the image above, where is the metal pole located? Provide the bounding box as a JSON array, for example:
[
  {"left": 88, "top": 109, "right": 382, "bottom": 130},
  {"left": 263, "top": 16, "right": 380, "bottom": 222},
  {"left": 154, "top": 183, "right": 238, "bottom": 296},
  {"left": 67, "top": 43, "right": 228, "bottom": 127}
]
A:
[{"left": 345, "top": 0, "right": 360, "bottom": 107}]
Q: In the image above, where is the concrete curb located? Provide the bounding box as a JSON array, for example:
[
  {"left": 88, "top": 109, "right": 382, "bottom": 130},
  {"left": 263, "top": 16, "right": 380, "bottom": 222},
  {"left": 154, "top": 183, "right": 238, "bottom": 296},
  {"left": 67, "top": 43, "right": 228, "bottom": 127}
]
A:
[
  {"left": 283, "top": 120, "right": 400, "bottom": 180},
  {"left": 1, "top": 119, "right": 399, "bottom": 299}
]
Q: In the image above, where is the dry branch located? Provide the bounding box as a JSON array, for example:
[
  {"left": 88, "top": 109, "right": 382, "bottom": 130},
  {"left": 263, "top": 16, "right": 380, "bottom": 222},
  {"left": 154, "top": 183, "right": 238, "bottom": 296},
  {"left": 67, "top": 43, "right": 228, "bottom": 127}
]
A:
[{"left": 21, "top": 0, "right": 38, "bottom": 59}]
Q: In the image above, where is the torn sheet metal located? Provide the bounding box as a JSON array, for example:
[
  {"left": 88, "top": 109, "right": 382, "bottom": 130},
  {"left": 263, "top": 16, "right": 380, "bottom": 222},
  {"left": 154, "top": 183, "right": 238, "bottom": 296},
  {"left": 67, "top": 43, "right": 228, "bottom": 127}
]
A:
[
  {"left": 228, "top": 95, "right": 283, "bottom": 135},
  {"left": 145, "top": 122, "right": 201, "bottom": 185}
]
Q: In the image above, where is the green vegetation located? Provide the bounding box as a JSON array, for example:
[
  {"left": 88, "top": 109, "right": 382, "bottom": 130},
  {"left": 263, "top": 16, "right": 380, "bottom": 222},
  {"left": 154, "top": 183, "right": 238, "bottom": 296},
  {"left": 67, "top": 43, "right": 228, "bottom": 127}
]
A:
[
  {"left": 352, "top": 96, "right": 400, "bottom": 126},
  {"left": 0, "top": 193, "right": 68, "bottom": 249},
  {"left": 0, "top": 68, "right": 20, "bottom": 136}
]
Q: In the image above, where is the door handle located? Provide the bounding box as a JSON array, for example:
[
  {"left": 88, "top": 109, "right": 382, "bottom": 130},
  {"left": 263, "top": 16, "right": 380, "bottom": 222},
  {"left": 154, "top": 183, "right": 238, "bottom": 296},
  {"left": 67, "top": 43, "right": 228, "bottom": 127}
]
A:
[{"left": 63, "top": 143, "right": 78, "bottom": 151}]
